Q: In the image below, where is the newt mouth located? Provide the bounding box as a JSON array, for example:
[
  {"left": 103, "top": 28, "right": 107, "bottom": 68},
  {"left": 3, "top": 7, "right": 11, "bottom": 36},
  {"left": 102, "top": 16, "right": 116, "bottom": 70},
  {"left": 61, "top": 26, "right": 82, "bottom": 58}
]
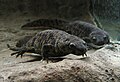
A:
[
  {"left": 87, "top": 43, "right": 104, "bottom": 49},
  {"left": 74, "top": 50, "right": 87, "bottom": 56},
  {"left": 82, "top": 53, "right": 87, "bottom": 57}
]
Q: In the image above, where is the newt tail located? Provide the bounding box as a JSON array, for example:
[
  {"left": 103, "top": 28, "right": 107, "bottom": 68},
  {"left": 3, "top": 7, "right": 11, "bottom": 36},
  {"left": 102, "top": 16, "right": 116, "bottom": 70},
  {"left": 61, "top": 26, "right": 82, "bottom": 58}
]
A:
[{"left": 21, "top": 19, "right": 69, "bottom": 30}]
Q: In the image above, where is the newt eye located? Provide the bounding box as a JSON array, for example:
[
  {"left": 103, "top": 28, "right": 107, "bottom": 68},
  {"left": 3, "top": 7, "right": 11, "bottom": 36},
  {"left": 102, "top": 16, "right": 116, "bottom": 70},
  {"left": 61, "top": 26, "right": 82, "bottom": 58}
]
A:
[
  {"left": 69, "top": 43, "right": 75, "bottom": 48},
  {"left": 104, "top": 36, "right": 107, "bottom": 40},
  {"left": 92, "top": 36, "right": 97, "bottom": 41},
  {"left": 83, "top": 42, "right": 87, "bottom": 46}
]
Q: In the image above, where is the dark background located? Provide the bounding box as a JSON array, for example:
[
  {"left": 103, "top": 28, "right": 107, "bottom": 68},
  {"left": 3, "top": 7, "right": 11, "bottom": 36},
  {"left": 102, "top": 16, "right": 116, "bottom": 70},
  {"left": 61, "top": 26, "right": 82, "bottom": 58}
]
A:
[
  {"left": 0, "top": 0, "right": 120, "bottom": 40},
  {"left": 0, "top": 0, "right": 91, "bottom": 21},
  {"left": 0, "top": 0, "right": 120, "bottom": 20}
]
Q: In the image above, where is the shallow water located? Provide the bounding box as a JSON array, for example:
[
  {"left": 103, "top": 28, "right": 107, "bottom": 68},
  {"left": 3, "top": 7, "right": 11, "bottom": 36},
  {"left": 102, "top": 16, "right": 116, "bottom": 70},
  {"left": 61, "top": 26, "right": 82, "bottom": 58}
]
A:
[{"left": 100, "top": 19, "right": 120, "bottom": 41}]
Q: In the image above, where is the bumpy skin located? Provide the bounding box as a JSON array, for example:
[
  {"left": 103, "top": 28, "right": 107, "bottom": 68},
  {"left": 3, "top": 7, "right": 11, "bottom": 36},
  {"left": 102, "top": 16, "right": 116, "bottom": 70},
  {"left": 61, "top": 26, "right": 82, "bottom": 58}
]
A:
[
  {"left": 8, "top": 30, "right": 87, "bottom": 60},
  {"left": 21, "top": 19, "right": 110, "bottom": 47}
]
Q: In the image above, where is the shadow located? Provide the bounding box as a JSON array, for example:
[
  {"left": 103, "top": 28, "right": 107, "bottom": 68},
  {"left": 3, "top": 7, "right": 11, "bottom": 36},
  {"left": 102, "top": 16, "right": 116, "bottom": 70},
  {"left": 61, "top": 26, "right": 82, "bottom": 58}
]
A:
[
  {"left": 19, "top": 54, "right": 90, "bottom": 63},
  {"left": 19, "top": 54, "right": 64, "bottom": 63},
  {"left": 18, "top": 55, "right": 42, "bottom": 63}
]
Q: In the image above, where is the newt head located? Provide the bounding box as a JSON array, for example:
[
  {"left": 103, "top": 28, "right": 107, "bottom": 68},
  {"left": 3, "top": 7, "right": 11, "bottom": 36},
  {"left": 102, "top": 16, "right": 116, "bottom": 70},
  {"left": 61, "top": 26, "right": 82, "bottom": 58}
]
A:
[
  {"left": 59, "top": 39, "right": 87, "bottom": 56},
  {"left": 89, "top": 30, "right": 110, "bottom": 46}
]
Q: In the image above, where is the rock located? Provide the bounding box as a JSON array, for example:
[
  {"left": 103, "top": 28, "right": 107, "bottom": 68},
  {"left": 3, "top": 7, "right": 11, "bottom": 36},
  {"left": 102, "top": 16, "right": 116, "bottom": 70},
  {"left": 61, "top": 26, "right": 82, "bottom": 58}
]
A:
[
  {"left": 0, "top": 44, "right": 120, "bottom": 82},
  {"left": 0, "top": 0, "right": 93, "bottom": 23}
]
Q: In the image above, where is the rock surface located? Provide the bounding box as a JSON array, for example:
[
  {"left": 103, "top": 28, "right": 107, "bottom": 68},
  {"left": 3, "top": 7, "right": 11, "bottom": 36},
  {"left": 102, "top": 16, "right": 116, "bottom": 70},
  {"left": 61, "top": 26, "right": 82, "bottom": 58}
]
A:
[{"left": 0, "top": 0, "right": 93, "bottom": 23}]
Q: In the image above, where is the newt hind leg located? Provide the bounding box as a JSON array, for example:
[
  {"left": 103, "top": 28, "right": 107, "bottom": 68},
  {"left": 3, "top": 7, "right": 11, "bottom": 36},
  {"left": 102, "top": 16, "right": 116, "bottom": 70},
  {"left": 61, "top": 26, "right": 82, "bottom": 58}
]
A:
[{"left": 7, "top": 44, "right": 35, "bottom": 58}]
